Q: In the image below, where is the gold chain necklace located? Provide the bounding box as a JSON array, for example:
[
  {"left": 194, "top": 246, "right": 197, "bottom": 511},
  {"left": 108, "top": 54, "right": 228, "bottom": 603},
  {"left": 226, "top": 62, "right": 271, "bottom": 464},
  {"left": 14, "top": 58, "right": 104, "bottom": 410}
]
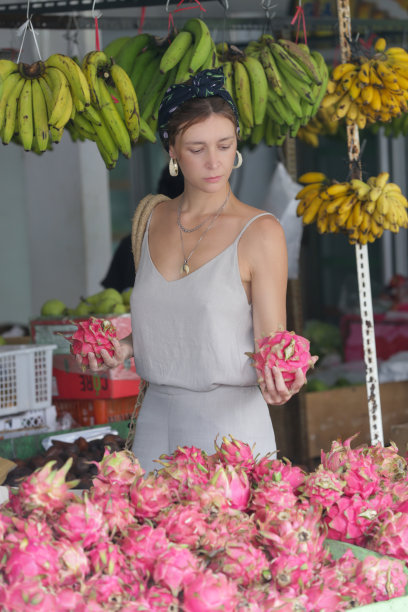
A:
[{"left": 179, "top": 187, "right": 231, "bottom": 275}]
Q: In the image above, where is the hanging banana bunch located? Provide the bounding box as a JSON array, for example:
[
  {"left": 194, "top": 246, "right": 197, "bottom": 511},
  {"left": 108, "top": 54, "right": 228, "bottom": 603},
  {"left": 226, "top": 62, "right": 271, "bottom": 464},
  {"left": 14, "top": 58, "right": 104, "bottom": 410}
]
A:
[
  {"left": 296, "top": 171, "right": 408, "bottom": 245},
  {"left": 0, "top": 55, "right": 90, "bottom": 153},
  {"left": 296, "top": 105, "right": 342, "bottom": 147},
  {"left": 321, "top": 37, "right": 408, "bottom": 128}
]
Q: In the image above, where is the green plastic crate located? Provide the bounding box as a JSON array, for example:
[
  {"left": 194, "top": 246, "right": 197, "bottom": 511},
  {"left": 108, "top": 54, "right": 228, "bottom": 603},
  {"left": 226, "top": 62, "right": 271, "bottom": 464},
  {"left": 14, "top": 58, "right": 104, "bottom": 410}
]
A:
[{"left": 324, "top": 539, "right": 408, "bottom": 610}]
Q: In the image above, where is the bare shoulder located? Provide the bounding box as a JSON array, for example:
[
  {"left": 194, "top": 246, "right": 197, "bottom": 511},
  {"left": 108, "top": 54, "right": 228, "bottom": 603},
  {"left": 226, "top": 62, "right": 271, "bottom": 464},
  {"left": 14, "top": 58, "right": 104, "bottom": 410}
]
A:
[{"left": 238, "top": 202, "right": 285, "bottom": 244}]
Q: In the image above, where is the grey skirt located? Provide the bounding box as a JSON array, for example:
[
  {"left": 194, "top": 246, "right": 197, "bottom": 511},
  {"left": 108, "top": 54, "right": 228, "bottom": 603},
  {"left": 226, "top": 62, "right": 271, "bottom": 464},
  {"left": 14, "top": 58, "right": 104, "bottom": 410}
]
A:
[{"left": 131, "top": 383, "right": 276, "bottom": 474}]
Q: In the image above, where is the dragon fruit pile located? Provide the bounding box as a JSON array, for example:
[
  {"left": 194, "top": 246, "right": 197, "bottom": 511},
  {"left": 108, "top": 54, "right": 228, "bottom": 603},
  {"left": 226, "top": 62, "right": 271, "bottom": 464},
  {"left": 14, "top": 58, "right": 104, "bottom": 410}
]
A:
[
  {"left": 0, "top": 435, "right": 407, "bottom": 611},
  {"left": 247, "top": 330, "right": 313, "bottom": 387},
  {"left": 64, "top": 316, "right": 117, "bottom": 368}
]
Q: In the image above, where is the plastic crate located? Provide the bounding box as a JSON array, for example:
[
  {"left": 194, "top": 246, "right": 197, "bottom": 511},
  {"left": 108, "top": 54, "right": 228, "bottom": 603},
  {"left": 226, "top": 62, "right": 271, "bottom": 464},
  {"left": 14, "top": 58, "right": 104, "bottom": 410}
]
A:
[
  {"left": 54, "top": 395, "right": 140, "bottom": 427},
  {"left": 0, "top": 344, "right": 56, "bottom": 417},
  {"left": 0, "top": 406, "right": 57, "bottom": 439}
]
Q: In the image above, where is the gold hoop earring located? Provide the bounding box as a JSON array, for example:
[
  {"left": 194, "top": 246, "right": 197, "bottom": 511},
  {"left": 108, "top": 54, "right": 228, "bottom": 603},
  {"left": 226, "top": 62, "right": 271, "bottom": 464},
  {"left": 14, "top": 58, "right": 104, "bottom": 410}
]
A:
[
  {"left": 169, "top": 158, "right": 179, "bottom": 177},
  {"left": 233, "top": 150, "right": 243, "bottom": 169}
]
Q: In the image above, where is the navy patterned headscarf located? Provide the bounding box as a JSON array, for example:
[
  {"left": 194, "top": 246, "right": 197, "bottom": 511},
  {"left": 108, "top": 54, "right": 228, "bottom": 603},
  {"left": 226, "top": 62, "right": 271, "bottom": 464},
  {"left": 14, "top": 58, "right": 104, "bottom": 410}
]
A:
[{"left": 158, "top": 67, "right": 240, "bottom": 151}]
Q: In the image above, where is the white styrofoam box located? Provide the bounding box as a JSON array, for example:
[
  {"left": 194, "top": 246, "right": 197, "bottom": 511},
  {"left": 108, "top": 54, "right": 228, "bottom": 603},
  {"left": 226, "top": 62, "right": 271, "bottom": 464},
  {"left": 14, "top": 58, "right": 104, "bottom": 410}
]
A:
[
  {"left": 0, "top": 406, "right": 57, "bottom": 439},
  {"left": 41, "top": 425, "right": 118, "bottom": 450},
  {"left": 0, "top": 344, "right": 56, "bottom": 416}
]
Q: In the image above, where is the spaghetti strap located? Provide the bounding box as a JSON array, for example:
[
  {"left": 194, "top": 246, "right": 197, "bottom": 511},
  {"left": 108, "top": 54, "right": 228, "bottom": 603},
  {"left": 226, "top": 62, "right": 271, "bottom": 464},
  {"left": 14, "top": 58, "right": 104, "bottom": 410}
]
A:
[{"left": 236, "top": 212, "right": 275, "bottom": 242}]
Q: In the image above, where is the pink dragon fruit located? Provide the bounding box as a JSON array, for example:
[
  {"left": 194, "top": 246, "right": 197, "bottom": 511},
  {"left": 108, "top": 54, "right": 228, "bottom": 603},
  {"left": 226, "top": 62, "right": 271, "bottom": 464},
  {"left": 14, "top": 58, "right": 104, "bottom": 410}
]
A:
[
  {"left": 247, "top": 329, "right": 313, "bottom": 387},
  {"left": 324, "top": 494, "right": 388, "bottom": 546},
  {"left": 91, "top": 448, "right": 145, "bottom": 496},
  {"left": 155, "top": 503, "right": 208, "bottom": 548},
  {"left": 157, "top": 445, "right": 209, "bottom": 493},
  {"left": 270, "top": 552, "right": 315, "bottom": 593},
  {"left": 208, "top": 540, "right": 271, "bottom": 587},
  {"left": 64, "top": 316, "right": 117, "bottom": 368},
  {"left": 301, "top": 465, "right": 346, "bottom": 508},
  {"left": 355, "top": 555, "right": 407, "bottom": 601},
  {"left": 120, "top": 524, "right": 170, "bottom": 576},
  {"left": 144, "top": 585, "right": 179, "bottom": 610},
  {"left": 201, "top": 508, "right": 258, "bottom": 553},
  {"left": 83, "top": 573, "right": 128, "bottom": 608},
  {"left": 152, "top": 544, "right": 202, "bottom": 596},
  {"left": 3, "top": 540, "right": 61, "bottom": 587},
  {"left": 367, "top": 509, "right": 408, "bottom": 560},
  {"left": 7, "top": 458, "right": 78, "bottom": 517},
  {"left": 251, "top": 456, "right": 306, "bottom": 490},
  {"left": 58, "top": 538, "right": 90, "bottom": 586},
  {"left": 213, "top": 435, "right": 256, "bottom": 473},
  {"left": 182, "top": 569, "right": 239, "bottom": 612},
  {"left": 305, "top": 582, "right": 350, "bottom": 610},
  {"left": 182, "top": 482, "right": 231, "bottom": 512},
  {"left": 368, "top": 441, "right": 407, "bottom": 482},
  {"left": 342, "top": 454, "right": 381, "bottom": 499},
  {"left": 130, "top": 472, "right": 177, "bottom": 519},
  {"left": 88, "top": 539, "right": 127, "bottom": 577},
  {"left": 209, "top": 463, "right": 250, "bottom": 510},
  {"left": 0, "top": 580, "right": 59, "bottom": 611},
  {"left": 90, "top": 490, "right": 136, "bottom": 534},
  {"left": 249, "top": 479, "right": 298, "bottom": 522},
  {"left": 55, "top": 493, "right": 109, "bottom": 549},
  {"left": 320, "top": 433, "right": 362, "bottom": 472}
]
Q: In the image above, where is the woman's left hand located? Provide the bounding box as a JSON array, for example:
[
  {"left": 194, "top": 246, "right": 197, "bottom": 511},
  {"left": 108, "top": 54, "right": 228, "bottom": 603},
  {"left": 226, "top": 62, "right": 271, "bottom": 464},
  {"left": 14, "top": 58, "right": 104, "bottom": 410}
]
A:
[{"left": 259, "top": 356, "right": 319, "bottom": 405}]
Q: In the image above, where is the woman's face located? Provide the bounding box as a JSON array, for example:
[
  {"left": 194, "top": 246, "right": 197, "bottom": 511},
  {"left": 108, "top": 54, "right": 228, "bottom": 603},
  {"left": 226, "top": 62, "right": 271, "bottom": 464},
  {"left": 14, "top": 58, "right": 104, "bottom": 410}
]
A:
[{"left": 169, "top": 114, "right": 237, "bottom": 192}]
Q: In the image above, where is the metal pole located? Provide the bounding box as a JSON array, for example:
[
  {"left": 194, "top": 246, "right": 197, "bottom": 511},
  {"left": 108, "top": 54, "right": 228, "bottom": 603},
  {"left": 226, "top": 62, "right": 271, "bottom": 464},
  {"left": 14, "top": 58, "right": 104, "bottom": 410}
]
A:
[{"left": 337, "top": 0, "right": 384, "bottom": 445}]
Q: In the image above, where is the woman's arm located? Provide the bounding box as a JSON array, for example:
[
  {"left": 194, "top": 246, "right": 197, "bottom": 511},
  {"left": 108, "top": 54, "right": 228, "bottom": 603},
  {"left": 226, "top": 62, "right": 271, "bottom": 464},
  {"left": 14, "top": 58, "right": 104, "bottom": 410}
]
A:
[
  {"left": 247, "top": 216, "right": 306, "bottom": 405},
  {"left": 76, "top": 333, "right": 134, "bottom": 372}
]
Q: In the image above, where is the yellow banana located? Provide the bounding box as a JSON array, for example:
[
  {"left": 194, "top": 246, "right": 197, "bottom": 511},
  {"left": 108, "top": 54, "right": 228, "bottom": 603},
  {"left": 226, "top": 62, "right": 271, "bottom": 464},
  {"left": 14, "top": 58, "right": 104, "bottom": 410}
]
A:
[
  {"left": 358, "top": 62, "right": 371, "bottom": 87},
  {"left": 374, "top": 172, "right": 390, "bottom": 190},
  {"left": 32, "top": 78, "right": 49, "bottom": 152},
  {"left": 374, "top": 37, "right": 387, "bottom": 53},
  {"left": 110, "top": 63, "right": 140, "bottom": 143},
  {"left": 46, "top": 54, "right": 90, "bottom": 112},
  {"left": 98, "top": 77, "right": 131, "bottom": 158},
  {"left": 298, "top": 171, "right": 326, "bottom": 184},
  {"left": 377, "top": 193, "right": 390, "bottom": 215},
  {"left": 233, "top": 59, "right": 254, "bottom": 129},
  {"left": 332, "top": 62, "right": 357, "bottom": 82},
  {"left": 302, "top": 197, "right": 323, "bottom": 224},
  {"left": 325, "top": 183, "right": 351, "bottom": 197},
  {"left": 325, "top": 194, "right": 351, "bottom": 214},
  {"left": 2, "top": 75, "right": 25, "bottom": 144},
  {"left": 17, "top": 78, "right": 33, "bottom": 151},
  {"left": 350, "top": 179, "right": 371, "bottom": 199}
]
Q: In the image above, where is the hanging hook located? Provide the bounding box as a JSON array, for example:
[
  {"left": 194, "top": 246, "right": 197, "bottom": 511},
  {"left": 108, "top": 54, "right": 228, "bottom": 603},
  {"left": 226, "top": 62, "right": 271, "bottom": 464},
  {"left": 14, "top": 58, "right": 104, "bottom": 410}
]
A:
[
  {"left": 217, "top": 0, "right": 229, "bottom": 10},
  {"left": 261, "top": 0, "right": 277, "bottom": 21}
]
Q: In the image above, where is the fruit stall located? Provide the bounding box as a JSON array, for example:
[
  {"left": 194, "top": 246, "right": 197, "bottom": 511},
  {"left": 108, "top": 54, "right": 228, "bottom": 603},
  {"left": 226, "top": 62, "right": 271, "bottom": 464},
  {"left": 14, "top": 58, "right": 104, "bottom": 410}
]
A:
[{"left": 1, "top": 0, "right": 408, "bottom": 609}]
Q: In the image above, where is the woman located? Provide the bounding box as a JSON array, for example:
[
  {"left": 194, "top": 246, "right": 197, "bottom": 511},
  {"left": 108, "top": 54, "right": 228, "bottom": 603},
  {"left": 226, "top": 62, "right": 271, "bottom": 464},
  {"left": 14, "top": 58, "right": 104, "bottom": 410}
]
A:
[{"left": 83, "top": 68, "right": 309, "bottom": 472}]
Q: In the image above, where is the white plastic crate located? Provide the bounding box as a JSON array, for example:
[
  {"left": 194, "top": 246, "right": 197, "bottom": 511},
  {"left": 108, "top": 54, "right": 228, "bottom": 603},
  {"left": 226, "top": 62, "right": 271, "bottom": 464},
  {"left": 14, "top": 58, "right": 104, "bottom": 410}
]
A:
[
  {"left": 0, "top": 344, "right": 56, "bottom": 416},
  {"left": 0, "top": 406, "right": 57, "bottom": 439}
]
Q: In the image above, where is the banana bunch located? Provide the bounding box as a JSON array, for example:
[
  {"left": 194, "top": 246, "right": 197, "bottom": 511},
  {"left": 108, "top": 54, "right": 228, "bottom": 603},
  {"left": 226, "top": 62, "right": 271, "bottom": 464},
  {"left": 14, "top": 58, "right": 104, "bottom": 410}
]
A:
[
  {"left": 321, "top": 37, "right": 408, "bottom": 128},
  {"left": 0, "top": 54, "right": 90, "bottom": 153},
  {"left": 296, "top": 171, "right": 408, "bottom": 245},
  {"left": 297, "top": 105, "right": 341, "bottom": 147},
  {"left": 65, "top": 50, "right": 149, "bottom": 169},
  {"left": 239, "top": 34, "right": 329, "bottom": 147}
]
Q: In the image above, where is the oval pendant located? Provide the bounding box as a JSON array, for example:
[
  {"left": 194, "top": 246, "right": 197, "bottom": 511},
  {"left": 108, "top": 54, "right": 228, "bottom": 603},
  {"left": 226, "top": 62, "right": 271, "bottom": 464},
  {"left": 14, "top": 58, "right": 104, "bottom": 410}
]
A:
[{"left": 182, "top": 263, "right": 190, "bottom": 275}]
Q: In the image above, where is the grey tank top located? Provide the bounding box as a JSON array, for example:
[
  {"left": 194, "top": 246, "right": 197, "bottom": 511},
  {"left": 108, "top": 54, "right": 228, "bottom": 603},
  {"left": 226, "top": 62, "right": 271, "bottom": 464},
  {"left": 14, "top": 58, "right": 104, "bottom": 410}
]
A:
[{"left": 130, "top": 211, "right": 272, "bottom": 392}]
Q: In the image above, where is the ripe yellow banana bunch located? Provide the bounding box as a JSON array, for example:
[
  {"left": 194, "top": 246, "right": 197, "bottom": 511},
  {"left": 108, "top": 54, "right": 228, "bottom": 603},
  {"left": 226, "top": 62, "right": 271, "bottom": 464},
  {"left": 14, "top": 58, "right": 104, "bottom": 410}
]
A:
[
  {"left": 65, "top": 50, "right": 145, "bottom": 170},
  {"left": 0, "top": 55, "right": 90, "bottom": 153},
  {"left": 322, "top": 37, "right": 408, "bottom": 128},
  {"left": 296, "top": 171, "right": 408, "bottom": 245}
]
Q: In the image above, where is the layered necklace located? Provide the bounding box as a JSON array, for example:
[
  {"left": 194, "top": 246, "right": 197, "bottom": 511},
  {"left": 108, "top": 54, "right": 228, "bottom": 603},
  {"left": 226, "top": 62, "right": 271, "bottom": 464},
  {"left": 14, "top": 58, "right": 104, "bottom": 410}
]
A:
[{"left": 177, "top": 187, "right": 231, "bottom": 275}]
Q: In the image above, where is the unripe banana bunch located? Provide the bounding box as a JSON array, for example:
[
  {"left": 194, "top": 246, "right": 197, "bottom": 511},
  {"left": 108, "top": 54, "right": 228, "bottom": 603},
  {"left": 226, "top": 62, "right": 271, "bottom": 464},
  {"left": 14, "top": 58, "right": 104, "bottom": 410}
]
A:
[
  {"left": 65, "top": 50, "right": 148, "bottom": 170},
  {"left": 296, "top": 171, "right": 408, "bottom": 245},
  {"left": 321, "top": 37, "right": 408, "bottom": 128},
  {"left": 239, "top": 34, "right": 328, "bottom": 147},
  {"left": 297, "top": 105, "right": 341, "bottom": 148},
  {"left": 0, "top": 54, "right": 90, "bottom": 152}
]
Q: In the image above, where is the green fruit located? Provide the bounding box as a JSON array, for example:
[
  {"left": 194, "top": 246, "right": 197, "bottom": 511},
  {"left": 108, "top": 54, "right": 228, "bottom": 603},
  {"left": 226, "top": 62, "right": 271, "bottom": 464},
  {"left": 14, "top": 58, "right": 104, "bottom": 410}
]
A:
[
  {"left": 122, "top": 288, "right": 132, "bottom": 306},
  {"left": 85, "top": 288, "right": 123, "bottom": 306},
  {"left": 41, "top": 298, "right": 67, "bottom": 317},
  {"left": 72, "top": 301, "right": 93, "bottom": 316},
  {"left": 112, "top": 303, "right": 127, "bottom": 314},
  {"left": 93, "top": 298, "right": 119, "bottom": 315},
  {"left": 333, "top": 377, "right": 352, "bottom": 388},
  {"left": 0, "top": 336, "right": 6, "bottom": 346},
  {"left": 306, "top": 379, "right": 330, "bottom": 393}
]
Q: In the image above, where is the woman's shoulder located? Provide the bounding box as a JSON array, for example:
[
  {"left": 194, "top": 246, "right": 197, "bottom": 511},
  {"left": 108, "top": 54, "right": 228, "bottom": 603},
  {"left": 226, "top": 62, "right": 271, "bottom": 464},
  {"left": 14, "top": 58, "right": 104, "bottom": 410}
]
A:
[{"left": 237, "top": 201, "right": 283, "bottom": 236}]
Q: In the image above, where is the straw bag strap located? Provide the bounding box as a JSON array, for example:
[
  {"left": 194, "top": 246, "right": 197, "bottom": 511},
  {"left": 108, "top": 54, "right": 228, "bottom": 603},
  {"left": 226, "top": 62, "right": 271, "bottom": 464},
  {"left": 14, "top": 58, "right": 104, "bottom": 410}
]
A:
[{"left": 131, "top": 193, "right": 170, "bottom": 272}]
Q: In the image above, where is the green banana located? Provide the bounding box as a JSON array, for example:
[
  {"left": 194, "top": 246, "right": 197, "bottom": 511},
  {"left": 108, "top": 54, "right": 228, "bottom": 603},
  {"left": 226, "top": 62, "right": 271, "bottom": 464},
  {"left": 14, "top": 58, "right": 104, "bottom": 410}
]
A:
[
  {"left": 73, "top": 112, "right": 98, "bottom": 141},
  {"left": 98, "top": 77, "right": 131, "bottom": 158},
  {"left": 310, "top": 50, "right": 329, "bottom": 115},
  {"left": 103, "top": 36, "right": 131, "bottom": 62},
  {"left": 115, "top": 33, "right": 152, "bottom": 76},
  {"left": 0, "top": 59, "right": 18, "bottom": 82},
  {"left": 130, "top": 48, "right": 159, "bottom": 90},
  {"left": 175, "top": 45, "right": 195, "bottom": 84},
  {"left": 221, "top": 61, "right": 234, "bottom": 98},
  {"left": 110, "top": 62, "right": 140, "bottom": 143},
  {"left": 95, "top": 133, "right": 119, "bottom": 170},
  {"left": 46, "top": 54, "right": 90, "bottom": 111},
  {"left": 83, "top": 103, "right": 103, "bottom": 127},
  {"left": 278, "top": 73, "right": 304, "bottom": 119},
  {"left": 44, "top": 67, "right": 71, "bottom": 128},
  {"left": 250, "top": 121, "right": 265, "bottom": 146},
  {"left": 38, "top": 75, "right": 62, "bottom": 143},
  {"left": 160, "top": 31, "right": 193, "bottom": 74},
  {"left": 140, "top": 67, "right": 169, "bottom": 118},
  {"left": 139, "top": 116, "right": 157, "bottom": 143},
  {"left": 2, "top": 75, "right": 25, "bottom": 144},
  {"left": 241, "top": 55, "right": 268, "bottom": 126},
  {"left": 278, "top": 40, "right": 322, "bottom": 85},
  {"left": 233, "top": 59, "right": 254, "bottom": 129},
  {"left": 136, "top": 54, "right": 161, "bottom": 102},
  {"left": 17, "top": 78, "right": 33, "bottom": 151},
  {"left": 281, "top": 66, "right": 315, "bottom": 104},
  {"left": 183, "top": 18, "right": 213, "bottom": 74},
  {"left": 32, "top": 78, "right": 49, "bottom": 152},
  {"left": 201, "top": 39, "right": 219, "bottom": 70},
  {"left": 151, "top": 66, "right": 177, "bottom": 122},
  {"left": 267, "top": 88, "right": 297, "bottom": 126},
  {"left": 258, "top": 46, "right": 284, "bottom": 96},
  {"left": 269, "top": 42, "right": 312, "bottom": 85}
]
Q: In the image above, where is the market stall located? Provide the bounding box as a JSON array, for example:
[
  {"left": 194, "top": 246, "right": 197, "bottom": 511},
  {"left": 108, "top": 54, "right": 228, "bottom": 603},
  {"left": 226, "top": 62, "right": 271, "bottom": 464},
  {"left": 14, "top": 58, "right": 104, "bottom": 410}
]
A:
[{"left": 1, "top": 0, "right": 408, "bottom": 609}]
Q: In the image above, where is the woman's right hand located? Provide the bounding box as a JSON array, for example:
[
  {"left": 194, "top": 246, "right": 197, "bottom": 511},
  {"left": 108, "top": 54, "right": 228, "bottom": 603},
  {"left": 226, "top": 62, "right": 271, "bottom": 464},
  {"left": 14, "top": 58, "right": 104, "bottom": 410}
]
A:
[{"left": 75, "top": 336, "right": 134, "bottom": 372}]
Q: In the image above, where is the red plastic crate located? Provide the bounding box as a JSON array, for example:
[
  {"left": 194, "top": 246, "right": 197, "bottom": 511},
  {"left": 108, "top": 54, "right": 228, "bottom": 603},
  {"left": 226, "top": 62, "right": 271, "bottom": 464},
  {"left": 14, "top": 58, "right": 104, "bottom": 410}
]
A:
[{"left": 54, "top": 395, "right": 140, "bottom": 427}]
